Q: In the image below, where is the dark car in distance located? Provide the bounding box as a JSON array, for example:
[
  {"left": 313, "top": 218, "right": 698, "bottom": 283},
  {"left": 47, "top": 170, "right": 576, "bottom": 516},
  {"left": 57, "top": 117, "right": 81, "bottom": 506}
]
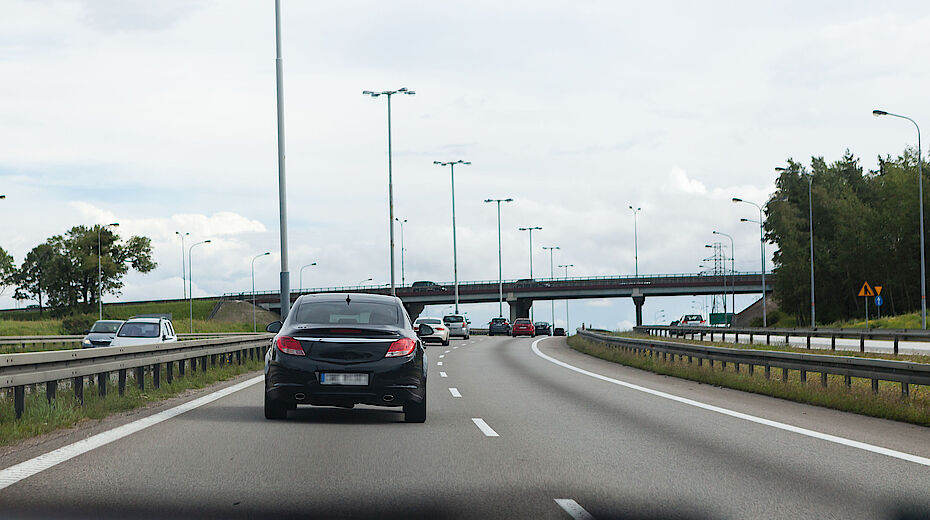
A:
[
  {"left": 264, "top": 293, "right": 429, "bottom": 423},
  {"left": 553, "top": 327, "right": 566, "bottom": 336},
  {"left": 488, "top": 317, "right": 511, "bottom": 336},
  {"left": 533, "top": 322, "right": 552, "bottom": 336}
]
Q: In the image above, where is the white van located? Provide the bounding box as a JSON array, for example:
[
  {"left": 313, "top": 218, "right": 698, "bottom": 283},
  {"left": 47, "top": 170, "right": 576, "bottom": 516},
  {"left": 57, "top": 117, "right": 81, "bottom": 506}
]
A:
[{"left": 109, "top": 317, "right": 178, "bottom": 347}]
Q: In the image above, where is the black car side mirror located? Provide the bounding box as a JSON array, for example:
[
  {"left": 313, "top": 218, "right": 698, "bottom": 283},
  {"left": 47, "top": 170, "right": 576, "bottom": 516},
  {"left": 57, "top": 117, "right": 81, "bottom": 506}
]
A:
[
  {"left": 417, "top": 324, "right": 434, "bottom": 336},
  {"left": 266, "top": 321, "right": 282, "bottom": 333}
]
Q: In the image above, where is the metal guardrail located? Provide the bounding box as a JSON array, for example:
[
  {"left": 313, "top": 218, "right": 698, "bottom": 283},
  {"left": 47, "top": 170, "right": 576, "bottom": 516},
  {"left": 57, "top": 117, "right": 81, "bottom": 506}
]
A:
[
  {"left": 0, "top": 334, "right": 272, "bottom": 418},
  {"left": 0, "top": 332, "right": 265, "bottom": 352},
  {"left": 579, "top": 329, "right": 930, "bottom": 396},
  {"left": 634, "top": 325, "right": 930, "bottom": 355}
]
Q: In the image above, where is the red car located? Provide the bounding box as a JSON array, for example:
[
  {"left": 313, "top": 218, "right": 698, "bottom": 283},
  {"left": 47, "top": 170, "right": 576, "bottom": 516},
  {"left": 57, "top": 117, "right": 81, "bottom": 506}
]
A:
[{"left": 511, "top": 318, "right": 535, "bottom": 337}]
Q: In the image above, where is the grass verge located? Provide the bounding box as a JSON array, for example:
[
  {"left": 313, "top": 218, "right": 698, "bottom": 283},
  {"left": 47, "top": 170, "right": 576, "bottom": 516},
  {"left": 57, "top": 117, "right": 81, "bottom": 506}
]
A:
[
  {"left": 567, "top": 335, "right": 930, "bottom": 427},
  {"left": 0, "top": 358, "right": 263, "bottom": 448}
]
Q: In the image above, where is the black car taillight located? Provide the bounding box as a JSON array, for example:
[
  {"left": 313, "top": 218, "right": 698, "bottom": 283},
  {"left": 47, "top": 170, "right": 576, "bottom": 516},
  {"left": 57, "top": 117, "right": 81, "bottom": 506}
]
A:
[
  {"left": 385, "top": 338, "right": 416, "bottom": 358},
  {"left": 276, "top": 336, "right": 305, "bottom": 356}
]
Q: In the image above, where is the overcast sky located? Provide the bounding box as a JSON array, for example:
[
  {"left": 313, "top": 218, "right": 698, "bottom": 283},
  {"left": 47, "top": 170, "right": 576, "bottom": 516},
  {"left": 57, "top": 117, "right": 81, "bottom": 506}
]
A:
[{"left": 1, "top": 0, "right": 929, "bottom": 329}]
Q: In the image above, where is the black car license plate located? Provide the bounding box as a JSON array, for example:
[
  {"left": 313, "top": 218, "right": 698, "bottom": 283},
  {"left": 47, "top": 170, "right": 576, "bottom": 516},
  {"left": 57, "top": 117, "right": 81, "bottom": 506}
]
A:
[{"left": 320, "top": 373, "right": 369, "bottom": 386}]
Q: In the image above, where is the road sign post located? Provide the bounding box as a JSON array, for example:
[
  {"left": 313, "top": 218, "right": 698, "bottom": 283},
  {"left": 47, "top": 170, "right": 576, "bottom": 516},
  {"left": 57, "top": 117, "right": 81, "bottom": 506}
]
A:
[
  {"left": 859, "top": 281, "right": 875, "bottom": 329},
  {"left": 874, "top": 285, "right": 883, "bottom": 320}
]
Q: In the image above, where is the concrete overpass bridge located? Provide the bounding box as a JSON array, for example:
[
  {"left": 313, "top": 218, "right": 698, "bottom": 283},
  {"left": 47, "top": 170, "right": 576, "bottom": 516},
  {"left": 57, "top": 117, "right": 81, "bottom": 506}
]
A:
[{"left": 226, "top": 272, "right": 772, "bottom": 325}]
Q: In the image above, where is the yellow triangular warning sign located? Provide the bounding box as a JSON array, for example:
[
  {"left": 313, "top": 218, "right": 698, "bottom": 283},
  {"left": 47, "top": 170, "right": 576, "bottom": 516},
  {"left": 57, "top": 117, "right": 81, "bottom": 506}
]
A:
[
  {"left": 858, "top": 282, "right": 874, "bottom": 297},
  {"left": 874, "top": 285, "right": 883, "bottom": 296}
]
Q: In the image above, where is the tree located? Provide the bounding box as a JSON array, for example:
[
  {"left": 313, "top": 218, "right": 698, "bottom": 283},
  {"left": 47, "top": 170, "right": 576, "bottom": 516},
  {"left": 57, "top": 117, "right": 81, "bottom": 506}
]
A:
[
  {"left": 0, "top": 246, "right": 15, "bottom": 298},
  {"left": 12, "top": 243, "right": 57, "bottom": 314}
]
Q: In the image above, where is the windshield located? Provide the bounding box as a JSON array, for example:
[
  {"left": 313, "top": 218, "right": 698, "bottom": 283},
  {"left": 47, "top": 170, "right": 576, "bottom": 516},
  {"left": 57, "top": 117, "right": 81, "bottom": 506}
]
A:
[
  {"left": 294, "top": 301, "right": 400, "bottom": 326},
  {"left": 90, "top": 321, "right": 121, "bottom": 333},
  {"left": 117, "top": 322, "right": 160, "bottom": 338},
  {"left": 443, "top": 315, "right": 464, "bottom": 323},
  {"left": 416, "top": 318, "right": 442, "bottom": 325}
]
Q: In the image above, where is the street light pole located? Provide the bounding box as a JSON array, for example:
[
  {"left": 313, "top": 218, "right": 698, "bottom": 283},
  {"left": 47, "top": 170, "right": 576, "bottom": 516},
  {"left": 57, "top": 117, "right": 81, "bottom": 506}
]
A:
[
  {"left": 543, "top": 246, "right": 560, "bottom": 325},
  {"left": 734, "top": 197, "right": 766, "bottom": 327},
  {"left": 434, "top": 160, "right": 470, "bottom": 313},
  {"left": 252, "top": 252, "right": 271, "bottom": 332},
  {"left": 97, "top": 222, "right": 119, "bottom": 320},
  {"left": 518, "top": 226, "right": 542, "bottom": 321},
  {"left": 188, "top": 240, "right": 211, "bottom": 333},
  {"left": 175, "top": 231, "right": 189, "bottom": 299},
  {"left": 713, "top": 230, "right": 736, "bottom": 326},
  {"left": 873, "top": 109, "right": 925, "bottom": 328},
  {"left": 363, "top": 87, "right": 415, "bottom": 297},
  {"left": 273, "top": 0, "right": 291, "bottom": 320},
  {"left": 299, "top": 262, "right": 317, "bottom": 293},
  {"left": 559, "top": 263, "right": 573, "bottom": 333},
  {"left": 395, "top": 218, "right": 407, "bottom": 286},
  {"left": 629, "top": 206, "right": 641, "bottom": 276},
  {"left": 358, "top": 277, "right": 373, "bottom": 286},
  {"left": 485, "top": 198, "right": 514, "bottom": 317}
]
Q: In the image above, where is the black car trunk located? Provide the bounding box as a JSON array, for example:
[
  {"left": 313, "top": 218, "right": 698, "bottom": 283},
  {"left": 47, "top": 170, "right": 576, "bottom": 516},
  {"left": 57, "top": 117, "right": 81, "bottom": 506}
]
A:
[{"left": 294, "top": 327, "right": 401, "bottom": 365}]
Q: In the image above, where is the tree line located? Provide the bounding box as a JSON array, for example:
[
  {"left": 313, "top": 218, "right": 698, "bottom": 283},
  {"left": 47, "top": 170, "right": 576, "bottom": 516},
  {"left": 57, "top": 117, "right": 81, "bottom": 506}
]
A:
[
  {"left": 0, "top": 225, "right": 156, "bottom": 316},
  {"left": 766, "top": 147, "right": 926, "bottom": 325}
]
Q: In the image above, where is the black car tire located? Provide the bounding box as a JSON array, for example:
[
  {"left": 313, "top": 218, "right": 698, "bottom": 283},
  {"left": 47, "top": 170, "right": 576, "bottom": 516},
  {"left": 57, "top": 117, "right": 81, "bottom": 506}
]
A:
[
  {"left": 464, "top": 334, "right": 470, "bottom": 340},
  {"left": 264, "top": 393, "right": 288, "bottom": 420},
  {"left": 442, "top": 337, "right": 450, "bottom": 346},
  {"left": 404, "top": 390, "right": 426, "bottom": 423}
]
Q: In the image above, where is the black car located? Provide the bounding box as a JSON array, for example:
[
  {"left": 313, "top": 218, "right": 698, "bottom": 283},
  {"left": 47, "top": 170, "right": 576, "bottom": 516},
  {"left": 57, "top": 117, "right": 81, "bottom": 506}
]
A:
[
  {"left": 488, "top": 317, "right": 511, "bottom": 336},
  {"left": 533, "top": 322, "right": 552, "bottom": 336},
  {"left": 264, "top": 293, "right": 429, "bottom": 423},
  {"left": 553, "top": 327, "right": 566, "bottom": 336}
]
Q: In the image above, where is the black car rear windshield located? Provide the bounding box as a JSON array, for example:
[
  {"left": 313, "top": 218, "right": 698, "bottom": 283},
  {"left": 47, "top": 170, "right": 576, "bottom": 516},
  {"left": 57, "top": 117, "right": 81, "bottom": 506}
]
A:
[
  {"left": 491, "top": 318, "right": 507, "bottom": 323},
  {"left": 91, "top": 321, "right": 121, "bottom": 333},
  {"left": 684, "top": 315, "right": 702, "bottom": 321},
  {"left": 443, "top": 315, "right": 464, "bottom": 323},
  {"left": 117, "top": 322, "right": 160, "bottom": 338},
  {"left": 294, "top": 301, "right": 400, "bottom": 326}
]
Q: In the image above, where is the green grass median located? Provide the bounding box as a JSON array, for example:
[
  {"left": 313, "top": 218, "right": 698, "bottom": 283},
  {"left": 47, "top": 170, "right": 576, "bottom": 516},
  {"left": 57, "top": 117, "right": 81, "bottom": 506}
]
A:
[{"left": 567, "top": 335, "right": 930, "bottom": 427}]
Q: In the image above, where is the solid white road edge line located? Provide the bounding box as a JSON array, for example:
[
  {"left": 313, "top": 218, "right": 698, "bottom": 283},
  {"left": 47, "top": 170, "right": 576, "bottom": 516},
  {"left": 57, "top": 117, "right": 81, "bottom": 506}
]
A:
[
  {"left": 471, "top": 418, "right": 499, "bottom": 437},
  {"left": 531, "top": 338, "right": 930, "bottom": 467},
  {"left": 554, "top": 499, "right": 595, "bottom": 520},
  {"left": 0, "top": 375, "right": 264, "bottom": 492},
  {"left": 439, "top": 372, "right": 448, "bottom": 378},
  {"left": 449, "top": 387, "right": 462, "bottom": 398}
]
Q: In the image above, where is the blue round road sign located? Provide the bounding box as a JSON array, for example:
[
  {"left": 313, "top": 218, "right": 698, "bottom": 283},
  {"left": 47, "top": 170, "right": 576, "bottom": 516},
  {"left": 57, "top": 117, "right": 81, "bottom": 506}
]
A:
[{"left": 875, "top": 295, "right": 884, "bottom": 307}]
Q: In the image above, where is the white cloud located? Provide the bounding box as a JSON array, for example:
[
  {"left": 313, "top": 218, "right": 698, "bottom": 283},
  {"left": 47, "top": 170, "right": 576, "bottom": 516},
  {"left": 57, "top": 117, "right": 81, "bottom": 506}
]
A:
[{"left": 667, "top": 168, "right": 707, "bottom": 195}]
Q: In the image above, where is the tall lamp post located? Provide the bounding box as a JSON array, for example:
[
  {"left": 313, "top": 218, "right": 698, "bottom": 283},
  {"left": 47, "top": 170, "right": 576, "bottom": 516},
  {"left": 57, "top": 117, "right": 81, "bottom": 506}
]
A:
[
  {"left": 518, "top": 226, "right": 542, "bottom": 321},
  {"left": 299, "top": 262, "right": 317, "bottom": 293},
  {"left": 395, "top": 218, "right": 407, "bottom": 286},
  {"left": 542, "top": 246, "right": 560, "bottom": 325},
  {"left": 559, "top": 263, "right": 573, "bottom": 333},
  {"left": 485, "top": 198, "right": 514, "bottom": 317},
  {"left": 629, "top": 206, "right": 641, "bottom": 276},
  {"left": 188, "top": 240, "right": 211, "bottom": 333},
  {"left": 712, "top": 230, "right": 736, "bottom": 326},
  {"left": 434, "top": 160, "right": 470, "bottom": 313},
  {"left": 252, "top": 252, "right": 271, "bottom": 332},
  {"left": 734, "top": 197, "right": 766, "bottom": 327},
  {"left": 358, "top": 277, "right": 373, "bottom": 286},
  {"left": 273, "top": 0, "right": 291, "bottom": 320},
  {"left": 97, "top": 222, "right": 119, "bottom": 320},
  {"left": 175, "top": 231, "right": 189, "bottom": 299},
  {"left": 363, "top": 87, "right": 415, "bottom": 297},
  {"left": 873, "top": 109, "right": 925, "bottom": 329}
]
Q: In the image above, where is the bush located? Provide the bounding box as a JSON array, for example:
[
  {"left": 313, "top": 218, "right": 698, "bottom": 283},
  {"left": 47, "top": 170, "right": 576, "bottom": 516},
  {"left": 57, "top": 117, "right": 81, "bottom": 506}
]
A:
[{"left": 60, "top": 314, "right": 98, "bottom": 335}]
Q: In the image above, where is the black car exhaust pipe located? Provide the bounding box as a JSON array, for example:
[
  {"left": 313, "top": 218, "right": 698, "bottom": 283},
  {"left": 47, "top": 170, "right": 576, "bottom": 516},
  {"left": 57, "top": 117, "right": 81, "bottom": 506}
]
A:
[
  {"left": 294, "top": 393, "right": 306, "bottom": 401},
  {"left": 382, "top": 394, "right": 395, "bottom": 402}
]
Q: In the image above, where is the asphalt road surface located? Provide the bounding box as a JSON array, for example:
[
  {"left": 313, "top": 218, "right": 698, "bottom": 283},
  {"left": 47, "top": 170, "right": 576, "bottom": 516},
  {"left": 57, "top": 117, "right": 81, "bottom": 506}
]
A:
[{"left": 1, "top": 335, "right": 929, "bottom": 519}]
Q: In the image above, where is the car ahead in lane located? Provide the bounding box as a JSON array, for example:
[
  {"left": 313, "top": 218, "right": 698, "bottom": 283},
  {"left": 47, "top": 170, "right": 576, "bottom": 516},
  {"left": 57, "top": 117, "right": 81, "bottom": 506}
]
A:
[
  {"left": 511, "top": 318, "right": 535, "bottom": 337},
  {"left": 553, "top": 327, "right": 566, "bottom": 336},
  {"left": 488, "top": 317, "right": 511, "bottom": 336},
  {"left": 109, "top": 317, "right": 177, "bottom": 347},
  {"left": 442, "top": 314, "right": 470, "bottom": 339},
  {"left": 264, "top": 293, "right": 428, "bottom": 423},
  {"left": 81, "top": 319, "right": 125, "bottom": 348},
  {"left": 533, "top": 322, "right": 552, "bottom": 336},
  {"left": 677, "top": 314, "right": 706, "bottom": 326},
  {"left": 414, "top": 317, "right": 450, "bottom": 346}
]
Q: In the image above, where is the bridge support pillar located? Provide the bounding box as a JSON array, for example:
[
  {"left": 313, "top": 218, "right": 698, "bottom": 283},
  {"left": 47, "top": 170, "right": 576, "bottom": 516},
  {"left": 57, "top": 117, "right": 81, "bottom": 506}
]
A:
[
  {"left": 632, "top": 292, "right": 646, "bottom": 326},
  {"left": 509, "top": 299, "right": 533, "bottom": 322},
  {"left": 403, "top": 302, "right": 425, "bottom": 322}
]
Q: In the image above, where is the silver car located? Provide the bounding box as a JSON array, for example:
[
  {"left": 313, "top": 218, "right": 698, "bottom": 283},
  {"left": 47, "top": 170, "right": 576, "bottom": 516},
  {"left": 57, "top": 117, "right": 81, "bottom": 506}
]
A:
[
  {"left": 414, "top": 317, "right": 450, "bottom": 346},
  {"left": 81, "top": 320, "right": 125, "bottom": 348},
  {"left": 442, "top": 314, "right": 470, "bottom": 339}
]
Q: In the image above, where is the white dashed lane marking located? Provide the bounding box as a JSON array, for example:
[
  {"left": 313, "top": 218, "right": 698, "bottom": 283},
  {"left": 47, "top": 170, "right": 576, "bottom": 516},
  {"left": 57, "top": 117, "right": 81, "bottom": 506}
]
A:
[
  {"left": 554, "top": 499, "right": 595, "bottom": 520},
  {"left": 449, "top": 387, "right": 462, "bottom": 398},
  {"left": 471, "top": 418, "right": 499, "bottom": 437},
  {"left": 439, "top": 355, "right": 445, "bottom": 358},
  {"left": 440, "top": 372, "right": 447, "bottom": 377},
  {"left": 437, "top": 362, "right": 443, "bottom": 366}
]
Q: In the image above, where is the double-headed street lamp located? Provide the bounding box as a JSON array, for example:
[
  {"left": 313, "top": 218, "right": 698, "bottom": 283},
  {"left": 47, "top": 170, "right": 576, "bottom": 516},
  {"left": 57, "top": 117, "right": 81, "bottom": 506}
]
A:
[
  {"left": 175, "top": 231, "right": 190, "bottom": 299},
  {"left": 252, "top": 252, "right": 271, "bottom": 332},
  {"left": 559, "top": 263, "right": 573, "bottom": 333},
  {"left": 188, "top": 240, "right": 211, "bottom": 332},
  {"left": 299, "top": 262, "right": 317, "bottom": 293},
  {"left": 629, "top": 206, "right": 641, "bottom": 276},
  {"left": 363, "top": 87, "right": 415, "bottom": 297},
  {"left": 434, "top": 160, "right": 470, "bottom": 313},
  {"left": 543, "top": 246, "right": 560, "bottom": 325},
  {"left": 518, "top": 226, "right": 542, "bottom": 321},
  {"left": 97, "top": 222, "right": 119, "bottom": 320},
  {"left": 712, "top": 230, "right": 736, "bottom": 325},
  {"left": 395, "top": 218, "right": 407, "bottom": 286},
  {"left": 873, "top": 109, "right": 925, "bottom": 329},
  {"left": 734, "top": 197, "right": 766, "bottom": 327},
  {"left": 485, "top": 198, "right": 514, "bottom": 317}
]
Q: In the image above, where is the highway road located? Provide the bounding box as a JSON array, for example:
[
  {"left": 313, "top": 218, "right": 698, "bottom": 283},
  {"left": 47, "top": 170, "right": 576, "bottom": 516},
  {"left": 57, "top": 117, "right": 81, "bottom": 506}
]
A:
[{"left": 0, "top": 336, "right": 929, "bottom": 519}]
